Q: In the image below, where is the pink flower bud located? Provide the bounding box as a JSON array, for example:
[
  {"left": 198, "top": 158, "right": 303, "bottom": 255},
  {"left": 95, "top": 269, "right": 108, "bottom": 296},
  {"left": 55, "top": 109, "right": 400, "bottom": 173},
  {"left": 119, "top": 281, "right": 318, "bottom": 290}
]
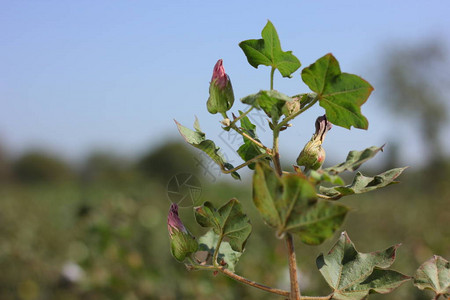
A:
[
  {"left": 212, "top": 59, "right": 228, "bottom": 89},
  {"left": 167, "top": 203, "right": 187, "bottom": 236},
  {"left": 207, "top": 59, "right": 235, "bottom": 114},
  {"left": 167, "top": 203, "right": 198, "bottom": 262}
]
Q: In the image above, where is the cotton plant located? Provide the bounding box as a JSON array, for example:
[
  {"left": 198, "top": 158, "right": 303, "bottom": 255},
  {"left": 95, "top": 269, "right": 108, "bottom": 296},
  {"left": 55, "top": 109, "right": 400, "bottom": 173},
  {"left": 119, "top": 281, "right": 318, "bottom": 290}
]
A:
[{"left": 169, "top": 21, "right": 450, "bottom": 300}]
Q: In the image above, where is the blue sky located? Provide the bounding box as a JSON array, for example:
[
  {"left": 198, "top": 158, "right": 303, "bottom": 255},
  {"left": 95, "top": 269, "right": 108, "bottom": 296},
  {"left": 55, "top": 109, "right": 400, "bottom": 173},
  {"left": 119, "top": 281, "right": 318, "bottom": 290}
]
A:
[{"left": 1, "top": 1, "right": 449, "bottom": 168}]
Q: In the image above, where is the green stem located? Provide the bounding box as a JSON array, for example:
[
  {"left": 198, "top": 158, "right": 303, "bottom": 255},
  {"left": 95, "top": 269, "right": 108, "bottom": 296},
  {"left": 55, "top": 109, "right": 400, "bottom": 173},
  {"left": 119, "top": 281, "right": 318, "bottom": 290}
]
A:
[
  {"left": 229, "top": 106, "right": 254, "bottom": 128},
  {"left": 231, "top": 126, "right": 272, "bottom": 154},
  {"left": 212, "top": 234, "right": 223, "bottom": 267},
  {"left": 270, "top": 67, "right": 275, "bottom": 90},
  {"left": 276, "top": 96, "right": 319, "bottom": 130},
  {"left": 272, "top": 127, "right": 282, "bottom": 176},
  {"left": 220, "top": 153, "right": 269, "bottom": 174}
]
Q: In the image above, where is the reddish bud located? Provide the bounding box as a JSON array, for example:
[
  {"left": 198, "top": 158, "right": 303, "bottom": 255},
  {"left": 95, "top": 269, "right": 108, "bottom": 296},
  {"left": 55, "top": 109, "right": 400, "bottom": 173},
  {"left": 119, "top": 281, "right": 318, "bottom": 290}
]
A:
[{"left": 167, "top": 203, "right": 187, "bottom": 237}]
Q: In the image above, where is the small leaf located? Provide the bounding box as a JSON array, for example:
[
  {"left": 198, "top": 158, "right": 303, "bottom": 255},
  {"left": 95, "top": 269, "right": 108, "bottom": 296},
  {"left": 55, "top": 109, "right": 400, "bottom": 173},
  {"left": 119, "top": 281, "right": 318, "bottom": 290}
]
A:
[
  {"left": 198, "top": 230, "right": 242, "bottom": 272},
  {"left": 302, "top": 53, "right": 373, "bottom": 129},
  {"left": 236, "top": 110, "right": 265, "bottom": 170},
  {"left": 175, "top": 119, "right": 240, "bottom": 179},
  {"left": 324, "top": 145, "right": 384, "bottom": 174},
  {"left": 194, "top": 198, "right": 252, "bottom": 252},
  {"left": 253, "top": 163, "right": 349, "bottom": 244},
  {"left": 319, "top": 167, "right": 407, "bottom": 199},
  {"left": 241, "top": 90, "right": 293, "bottom": 123},
  {"left": 239, "top": 20, "right": 301, "bottom": 78},
  {"left": 414, "top": 255, "right": 450, "bottom": 296},
  {"left": 317, "top": 232, "right": 410, "bottom": 299}
]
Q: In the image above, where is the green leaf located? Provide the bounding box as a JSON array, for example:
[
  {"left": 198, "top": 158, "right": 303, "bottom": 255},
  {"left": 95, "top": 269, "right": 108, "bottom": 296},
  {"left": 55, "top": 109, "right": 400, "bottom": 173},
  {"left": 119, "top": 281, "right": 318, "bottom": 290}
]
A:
[
  {"left": 194, "top": 198, "right": 252, "bottom": 252},
  {"left": 324, "top": 145, "right": 384, "bottom": 174},
  {"left": 239, "top": 20, "right": 301, "bottom": 78},
  {"left": 309, "top": 169, "right": 345, "bottom": 186},
  {"left": 414, "top": 255, "right": 450, "bottom": 296},
  {"left": 198, "top": 230, "right": 242, "bottom": 272},
  {"left": 175, "top": 118, "right": 240, "bottom": 180},
  {"left": 170, "top": 230, "right": 198, "bottom": 262},
  {"left": 253, "top": 163, "right": 349, "bottom": 245},
  {"left": 302, "top": 53, "right": 373, "bottom": 129},
  {"left": 236, "top": 110, "right": 265, "bottom": 170},
  {"left": 319, "top": 167, "right": 407, "bottom": 199},
  {"left": 241, "top": 90, "right": 293, "bottom": 123},
  {"left": 317, "top": 232, "right": 410, "bottom": 299}
]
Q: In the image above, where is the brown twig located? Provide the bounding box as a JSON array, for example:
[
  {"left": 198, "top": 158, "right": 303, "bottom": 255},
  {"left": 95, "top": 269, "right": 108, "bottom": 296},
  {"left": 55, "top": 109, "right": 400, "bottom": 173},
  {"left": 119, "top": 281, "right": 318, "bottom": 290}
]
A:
[
  {"left": 219, "top": 267, "right": 291, "bottom": 297},
  {"left": 285, "top": 233, "right": 301, "bottom": 299}
]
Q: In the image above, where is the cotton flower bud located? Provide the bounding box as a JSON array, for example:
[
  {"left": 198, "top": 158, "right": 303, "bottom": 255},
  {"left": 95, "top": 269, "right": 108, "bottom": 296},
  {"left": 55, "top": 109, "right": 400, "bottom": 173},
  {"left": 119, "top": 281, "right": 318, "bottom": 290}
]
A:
[
  {"left": 282, "top": 96, "right": 301, "bottom": 117},
  {"left": 167, "top": 203, "right": 198, "bottom": 262},
  {"left": 296, "top": 115, "right": 332, "bottom": 171},
  {"left": 207, "top": 59, "right": 235, "bottom": 114}
]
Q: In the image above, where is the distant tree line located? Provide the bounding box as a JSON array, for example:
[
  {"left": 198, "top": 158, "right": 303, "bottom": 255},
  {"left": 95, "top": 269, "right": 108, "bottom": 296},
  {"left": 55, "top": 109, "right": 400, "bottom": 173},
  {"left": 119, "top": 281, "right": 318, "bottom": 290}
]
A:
[{"left": 0, "top": 142, "right": 199, "bottom": 185}]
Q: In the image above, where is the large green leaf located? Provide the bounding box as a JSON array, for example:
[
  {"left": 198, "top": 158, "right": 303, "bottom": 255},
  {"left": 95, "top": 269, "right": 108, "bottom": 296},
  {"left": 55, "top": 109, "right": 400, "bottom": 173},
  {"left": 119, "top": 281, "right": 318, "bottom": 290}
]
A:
[
  {"left": 324, "top": 146, "right": 384, "bottom": 174},
  {"left": 194, "top": 198, "right": 252, "bottom": 252},
  {"left": 302, "top": 53, "right": 373, "bottom": 129},
  {"left": 319, "top": 168, "right": 407, "bottom": 199},
  {"left": 252, "top": 163, "right": 349, "bottom": 245},
  {"left": 414, "top": 255, "right": 450, "bottom": 296},
  {"left": 317, "top": 232, "right": 410, "bottom": 299},
  {"left": 175, "top": 118, "right": 240, "bottom": 180},
  {"left": 241, "top": 90, "right": 293, "bottom": 123},
  {"left": 198, "top": 230, "right": 242, "bottom": 272},
  {"left": 239, "top": 20, "right": 301, "bottom": 78},
  {"left": 236, "top": 110, "right": 265, "bottom": 170}
]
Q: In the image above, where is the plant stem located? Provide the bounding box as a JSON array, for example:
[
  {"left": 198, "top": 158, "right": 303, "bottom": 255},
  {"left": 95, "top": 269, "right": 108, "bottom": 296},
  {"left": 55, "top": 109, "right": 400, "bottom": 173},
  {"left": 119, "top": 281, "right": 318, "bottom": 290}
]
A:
[
  {"left": 272, "top": 125, "right": 282, "bottom": 176},
  {"left": 220, "top": 153, "right": 269, "bottom": 174},
  {"left": 212, "top": 235, "right": 223, "bottom": 267},
  {"left": 229, "top": 106, "right": 254, "bottom": 128},
  {"left": 272, "top": 122, "right": 301, "bottom": 299},
  {"left": 231, "top": 126, "right": 272, "bottom": 154},
  {"left": 219, "top": 268, "right": 290, "bottom": 297},
  {"left": 301, "top": 296, "right": 332, "bottom": 300},
  {"left": 286, "top": 233, "right": 301, "bottom": 300},
  {"left": 270, "top": 67, "right": 275, "bottom": 90},
  {"left": 188, "top": 263, "right": 332, "bottom": 299}
]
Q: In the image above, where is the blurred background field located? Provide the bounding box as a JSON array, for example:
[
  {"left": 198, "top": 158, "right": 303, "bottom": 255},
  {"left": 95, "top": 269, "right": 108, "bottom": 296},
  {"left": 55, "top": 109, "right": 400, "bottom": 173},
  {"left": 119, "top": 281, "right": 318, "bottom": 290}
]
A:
[{"left": 1, "top": 1, "right": 450, "bottom": 299}]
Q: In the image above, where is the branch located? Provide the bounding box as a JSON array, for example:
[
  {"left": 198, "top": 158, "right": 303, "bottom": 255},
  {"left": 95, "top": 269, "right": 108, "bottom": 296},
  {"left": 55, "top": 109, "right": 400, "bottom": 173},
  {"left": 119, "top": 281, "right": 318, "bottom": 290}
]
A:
[
  {"left": 286, "top": 233, "right": 301, "bottom": 299},
  {"left": 212, "top": 235, "right": 223, "bottom": 267},
  {"left": 220, "top": 153, "right": 269, "bottom": 174},
  {"left": 188, "top": 263, "right": 290, "bottom": 297},
  {"left": 229, "top": 106, "right": 254, "bottom": 128},
  {"left": 231, "top": 125, "right": 272, "bottom": 155},
  {"left": 219, "top": 268, "right": 290, "bottom": 297},
  {"left": 187, "top": 263, "right": 332, "bottom": 299}
]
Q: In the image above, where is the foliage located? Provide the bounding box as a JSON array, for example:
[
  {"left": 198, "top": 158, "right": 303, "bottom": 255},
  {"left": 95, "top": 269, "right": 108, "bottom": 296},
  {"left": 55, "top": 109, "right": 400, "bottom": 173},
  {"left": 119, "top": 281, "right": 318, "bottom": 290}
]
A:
[
  {"left": 12, "top": 150, "right": 73, "bottom": 183},
  {"left": 171, "top": 20, "right": 447, "bottom": 300}
]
